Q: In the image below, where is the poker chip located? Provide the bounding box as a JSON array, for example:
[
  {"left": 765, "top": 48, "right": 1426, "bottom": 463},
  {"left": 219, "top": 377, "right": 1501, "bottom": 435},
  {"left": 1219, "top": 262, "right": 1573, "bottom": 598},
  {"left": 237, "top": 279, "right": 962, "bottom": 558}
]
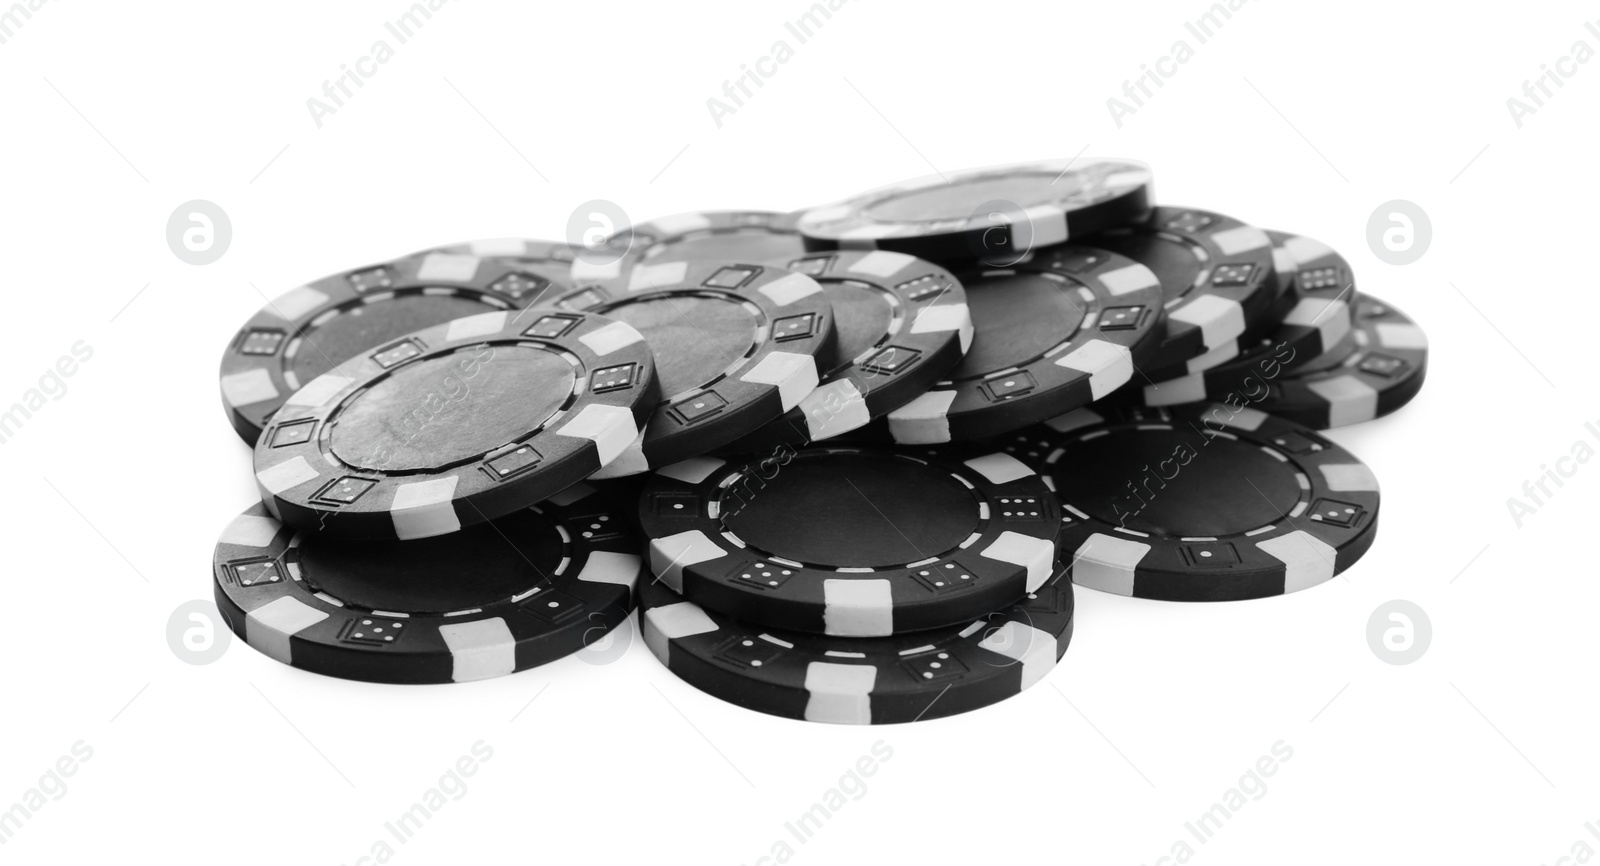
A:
[
  {"left": 1089, "top": 206, "right": 1281, "bottom": 371},
  {"left": 885, "top": 245, "right": 1164, "bottom": 444},
  {"left": 1136, "top": 232, "right": 1359, "bottom": 405},
  {"left": 1005, "top": 403, "right": 1380, "bottom": 601},
  {"left": 639, "top": 447, "right": 1059, "bottom": 636},
  {"left": 797, "top": 159, "right": 1153, "bottom": 265},
  {"left": 722, "top": 250, "right": 973, "bottom": 450},
  {"left": 571, "top": 210, "right": 807, "bottom": 285},
  {"left": 555, "top": 259, "right": 836, "bottom": 475},
  {"left": 1236, "top": 295, "right": 1428, "bottom": 429},
  {"left": 202, "top": 155, "right": 1425, "bottom": 708},
  {"left": 640, "top": 560, "right": 1074, "bottom": 725},
  {"left": 219, "top": 245, "right": 574, "bottom": 445},
  {"left": 254, "top": 308, "right": 657, "bottom": 541},
  {"left": 213, "top": 484, "right": 641, "bottom": 684}
]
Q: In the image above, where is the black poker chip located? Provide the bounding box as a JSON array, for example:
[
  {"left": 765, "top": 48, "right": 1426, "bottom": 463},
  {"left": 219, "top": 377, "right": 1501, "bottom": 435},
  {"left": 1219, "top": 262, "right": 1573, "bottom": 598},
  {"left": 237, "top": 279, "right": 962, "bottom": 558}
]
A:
[
  {"left": 884, "top": 245, "right": 1165, "bottom": 444},
  {"left": 721, "top": 250, "right": 973, "bottom": 450},
  {"left": 254, "top": 308, "right": 658, "bottom": 541},
  {"left": 797, "top": 158, "right": 1154, "bottom": 265},
  {"left": 1232, "top": 294, "right": 1427, "bottom": 429},
  {"left": 640, "top": 560, "right": 1074, "bottom": 725},
  {"left": 219, "top": 244, "right": 575, "bottom": 445},
  {"left": 638, "top": 446, "right": 1060, "bottom": 636},
  {"left": 1005, "top": 403, "right": 1380, "bottom": 601},
  {"left": 1090, "top": 206, "right": 1281, "bottom": 372},
  {"left": 555, "top": 259, "right": 837, "bottom": 475},
  {"left": 204, "top": 156, "right": 1424, "bottom": 710},
  {"left": 571, "top": 210, "right": 807, "bottom": 285},
  {"left": 213, "top": 484, "right": 642, "bottom": 685},
  {"left": 1134, "top": 230, "right": 1357, "bottom": 391}
]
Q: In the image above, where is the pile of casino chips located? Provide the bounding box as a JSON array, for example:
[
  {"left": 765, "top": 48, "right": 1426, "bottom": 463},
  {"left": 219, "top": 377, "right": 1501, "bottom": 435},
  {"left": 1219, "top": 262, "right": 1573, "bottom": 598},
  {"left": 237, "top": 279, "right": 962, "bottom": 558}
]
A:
[{"left": 213, "top": 158, "right": 1425, "bottom": 724}]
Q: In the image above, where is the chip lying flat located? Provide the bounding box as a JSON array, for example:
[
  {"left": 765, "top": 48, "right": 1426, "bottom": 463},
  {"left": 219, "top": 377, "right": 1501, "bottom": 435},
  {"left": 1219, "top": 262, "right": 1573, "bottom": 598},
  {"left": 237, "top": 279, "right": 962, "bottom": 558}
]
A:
[
  {"left": 1005, "top": 403, "right": 1380, "bottom": 601},
  {"left": 557, "top": 259, "right": 837, "bottom": 475},
  {"left": 639, "top": 446, "right": 1061, "bottom": 636},
  {"left": 213, "top": 484, "right": 641, "bottom": 684},
  {"left": 640, "top": 559, "right": 1074, "bottom": 725},
  {"left": 254, "top": 308, "right": 657, "bottom": 541},
  {"left": 219, "top": 243, "right": 576, "bottom": 445}
]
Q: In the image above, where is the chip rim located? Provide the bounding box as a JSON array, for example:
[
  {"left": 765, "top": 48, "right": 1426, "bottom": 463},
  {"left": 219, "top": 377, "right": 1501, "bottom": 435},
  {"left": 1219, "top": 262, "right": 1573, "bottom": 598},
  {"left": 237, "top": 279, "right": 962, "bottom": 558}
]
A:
[
  {"left": 1004, "top": 403, "right": 1381, "bottom": 601},
  {"left": 795, "top": 158, "right": 1153, "bottom": 263},
  {"left": 252, "top": 308, "right": 658, "bottom": 541},
  {"left": 556, "top": 259, "right": 837, "bottom": 475},
  {"left": 219, "top": 242, "right": 577, "bottom": 445},
  {"left": 212, "top": 485, "right": 643, "bottom": 685},
  {"left": 883, "top": 245, "right": 1165, "bottom": 444},
  {"left": 637, "top": 445, "right": 1062, "bottom": 636},
  {"left": 723, "top": 249, "right": 975, "bottom": 450},
  {"left": 639, "top": 560, "right": 1074, "bottom": 724},
  {"left": 570, "top": 210, "right": 805, "bottom": 285}
]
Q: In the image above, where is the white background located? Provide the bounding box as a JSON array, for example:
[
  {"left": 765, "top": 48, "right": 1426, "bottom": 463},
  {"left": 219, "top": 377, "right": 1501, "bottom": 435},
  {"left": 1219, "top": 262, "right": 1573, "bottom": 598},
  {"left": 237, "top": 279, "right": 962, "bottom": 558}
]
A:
[{"left": 1, "top": 1, "right": 1595, "bottom": 863}]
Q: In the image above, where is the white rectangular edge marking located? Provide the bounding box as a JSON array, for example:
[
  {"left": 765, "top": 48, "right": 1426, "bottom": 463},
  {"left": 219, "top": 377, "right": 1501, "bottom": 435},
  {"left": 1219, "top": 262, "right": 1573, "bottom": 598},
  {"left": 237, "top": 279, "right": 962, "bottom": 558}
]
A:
[
  {"left": 221, "top": 369, "right": 280, "bottom": 408},
  {"left": 439, "top": 618, "right": 517, "bottom": 682},
  {"left": 799, "top": 380, "right": 869, "bottom": 439},
  {"left": 1170, "top": 295, "right": 1245, "bottom": 347},
  {"left": 579, "top": 321, "right": 645, "bottom": 356},
  {"left": 1021, "top": 203, "right": 1070, "bottom": 246},
  {"left": 571, "top": 256, "right": 622, "bottom": 283},
  {"left": 1319, "top": 463, "right": 1380, "bottom": 492},
  {"left": 1208, "top": 225, "right": 1271, "bottom": 255},
  {"left": 1208, "top": 403, "right": 1268, "bottom": 431},
  {"left": 257, "top": 456, "right": 321, "bottom": 495},
  {"left": 978, "top": 620, "right": 1056, "bottom": 690},
  {"left": 1307, "top": 376, "right": 1378, "bottom": 427},
  {"left": 804, "top": 662, "right": 877, "bottom": 724},
  {"left": 910, "top": 303, "right": 971, "bottom": 339},
  {"left": 1098, "top": 263, "right": 1161, "bottom": 296},
  {"left": 221, "top": 513, "right": 282, "bottom": 548},
  {"left": 740, "top": 351, "right": 818, "bottom": 411},
  {"left": 417, "top": 252, "right": 483, "bottom": 282},
  {"left": 1057, "top": 339, "right": 1133, "bottom": 399},
  {"left": 576, "top": 551, "right": 642, "bottom": 588},
  {"left": 963, "top": 452, "right": 1035, "bottom": 485},
  {"left": 822, "top": 579, "right": 894, "bottom": 636},
  {"left": 629, "top": 261, "right": 690, "bottom": 292},
  {"left": 446, "top": 311, "right": 510, "bottom": 341},
  {"left": 1376, "top": 322, "right": 1428, "bottom": 350},
  {"left": 648, "top": 530, "right": 726, "bottom": 593},
  {"left": 270, "top": 285, "right": 332, "bottom": 321},
  {"left": 556, "top": 404, "right": 638, "bottom": 465},
  {"left": 1256, "top": 531, "right": 1337, "bottom": 594},
  {"left": 845, "top": 250, "right": 915, "bottom": 278},
  {"left": 758, "top": 272, "right": 824, "bottom": 306},
  {"left": 1282, "top": 234, "right": 1334, "bottom": 264},
  {"left": 643, "top": 601, "right": 719, "bottom": 664},
  {"left": 1043, "top": 407, "right": 1105, "bottom": 433},
  {"left": 1072, "top": 533, "right": 1151, "bottom": 596},
  {"left": 587, "top": 430, "right": 648, "bottom": 479},
  {"left": 980, "top": 532, "right": 1055, "bottom": 591},
  {"left": 650, "top": 212, "right": 713, "bottom": 235},
  {"left": 1289, "top": 298, "right": 1351, "bottom": 349},
  {"left": 390, "top": 477, "right": 462, "bottom": 540},
  {"left": 282, "top": 373, "right": 354, "bottom": 411},
  {"left": 886, "top": 390, "right": 956, "bottom": 444},
  {"left": 246, "top": 596, "right": 329, "bottom": 665}
]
